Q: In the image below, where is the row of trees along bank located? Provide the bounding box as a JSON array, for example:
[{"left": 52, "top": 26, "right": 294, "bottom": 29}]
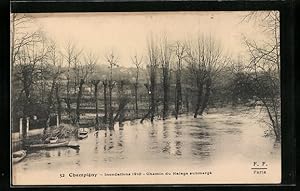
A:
[{"left": 11, "top": 12, "right": 280, "bottom": 141}]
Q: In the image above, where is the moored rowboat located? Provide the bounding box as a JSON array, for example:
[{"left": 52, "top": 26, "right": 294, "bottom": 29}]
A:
[
  {"left": 29, "top": 141, "right": 69, "bottom": 149},
  {"left": 12, "top": 150, "right": 26, "bottom": 164},
  {"left": 49, "top": 136, "right": 58, "bottom": 144},
  {"left": 78, "top": 130, "right": 88, "bottom": 139}
]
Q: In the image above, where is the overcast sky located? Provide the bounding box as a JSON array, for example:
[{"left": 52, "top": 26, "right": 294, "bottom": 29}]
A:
[{"left": 24, "top": 11, "right": 269, "bottom": 67}]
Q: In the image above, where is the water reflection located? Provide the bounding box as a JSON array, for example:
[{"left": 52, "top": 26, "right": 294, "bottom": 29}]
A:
[
  {"left": 118, "top": 128, "right": 123, "bottom": 147},
  {"left": 162, "top": 122, "right": 170, "bottom": 155},
  {"left": 163, "top": 122, "right": 169, "bottom": 139},
  {"left": 94, "top": 135, "right": 99, "bottom": 153},
  {"left": 75, "top": 159, "right": 80, "bottom": 166},
  {"left": 174, "top": 121, "right": 183, "bottom": 156},
  {"left": 116, "top": 127, "right": 125, "bottom": 159},
  {"left": 174, "top": 121, "right": 183, "bottom": 138},
  {"left": 159, "top": 121, "right": 184, "bottom": 157},
  {"left": 14, "top": 110, "right": 281, "bottom": 175},
  {"left": 189, "top": 121, "right": 215, "bottom": 160},
  {"left": 103, "top": 131, "right": 114, "bottom": 151},
  {"left": 147, "top": 123, "right": 159, "bottom": 152},
  {"left": 175, "top": 141, "right": 182, "bottom": 156}
]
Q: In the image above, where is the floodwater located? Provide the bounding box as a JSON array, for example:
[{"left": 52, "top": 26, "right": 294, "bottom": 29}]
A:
[{"left": 12, "top": 107, "right": 281, "bottom": 185}]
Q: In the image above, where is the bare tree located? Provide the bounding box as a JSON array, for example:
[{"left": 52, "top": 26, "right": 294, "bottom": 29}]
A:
[
  {"left": 11, "top": 13, "right": 43, "bottom": 112},
  {"left": 72, "top": 49, "right": 83, "bottom": 94},
  {"left": 242, "top": 11, "right": 280, "bottom": 140},
  {"left": 131, "top": 54, "right": 143, "bottom": 118},
  {"left": 11, "top": 14, "right": 39, "bottom": 69},
  {"left": 12, "top": 29, "right": 52, "bottom": 135},
  {"left": 105, "top": 51, "right": 119, "bottom": 128},
  {"left": 113, "top": 80, "right": 129, "bottom": 126},
  {"left": 61, "top": 42, "right": 90, "bottom": 124},
  {"left": 91, "top": 79, "right": 100, "bottom": 126},
  {"left": 61, "top": 42, "right": 78, "bottom": 118},
  {"left": 227, "top": 56, "right": 249, "bottom": 106},
  {"left": 159, "top": 37, "right": 172, "bottom": 120},
  {"left": 173, "top": 41, "right": 186, "bottom": 119},
  {"left": 38, "top": 41, "right": 65, "bottom": 130},
  {"left": 198, "top": 36, "right": 225, "bottom": 115},
  {"left": 46, "top": 41, "right": 64, "bottom": 110},
  {"left": 102, "top": 79, "right": 108, "bottom": 124},
  {"left": 55, "top": 83, "right": 62, "bottom": 123},
  {"left": 74, "top": 53, "right": 97, "bottom": 123},
  {"left": 186, "top": 35, "right": 225, "bottom": 118},
  {"left": 185, "top": 38, "right": 206, "bottom": 118},
  {"left": 141, "top": 37, "right": 159, "bottom": 123},
  {"left": 14, "top": 33, "right": 50, "bottom": 107}
]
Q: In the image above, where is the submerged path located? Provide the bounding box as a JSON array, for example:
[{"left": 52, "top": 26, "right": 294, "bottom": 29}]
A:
[{"left": 12, "top": 107, "right": 281, "bottom": 185}]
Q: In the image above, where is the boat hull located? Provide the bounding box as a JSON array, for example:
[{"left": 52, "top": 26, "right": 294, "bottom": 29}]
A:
[
  {"left": 78, "top": 134, "right": 88, "bottom": 139},
  {"left": 49, "top": 137, "right": 58, "bottom": 144},
  {"left": 12, "top": 150, "right": 26, "bottom": 164},
  {"left": 78, "top": 131, "right": 88, "bottom": 139},
  {"left": 28, "top": 141, "right": 69, "bottom": 149}
]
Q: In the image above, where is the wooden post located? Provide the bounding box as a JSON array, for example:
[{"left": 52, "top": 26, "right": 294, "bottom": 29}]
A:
[
  {"left": 26, "top": 117, "right": 30, "bottom": 137},
  {"left": 56, "top": 114, "right": 59, "bottom": 127},
  {"left": 19, "top": 118, "right": 23, "bottom": 139}
]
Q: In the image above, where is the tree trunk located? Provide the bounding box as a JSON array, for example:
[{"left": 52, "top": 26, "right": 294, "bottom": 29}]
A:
[
  {"left": 92, "top": 80, "right": 100, "bottom": 125},
  {"left": 260, "top": 96, "right": 280, "bottom": 141},
  {"left": 199, "top": 78, "right": 211, "bottom": 115},
  {"left": 22, "top": 67, "right": 31, "bottom": 104},
  {"left": 66, "top": 77, "right": 71, "bottom": 118},
  {"left": 140, "top": 110, "right": 150, "bottom": 124},
  {"left": 140, "top": 83, "right": 151, "bottom": 123},
  {"left": 103, "top": 80, "right": 108, "bottom": 124},
  {"left": 140, "top": 74, "right": 156, "bottom": 123},
  {"left": 194, "top": 82, "right": 204, "bottom": 118},
  {"left": 48, "top": 79, "right": 56, "bottom": 109},
  {"left": 108, "top": 80, "right": 114, "bottom": 129},
  {"left": 55, "top": 84, "right": 62, "bottom": 122},
  {"left": 150, "top": 78, "right": 156, "bottom": 123},
  {"left": 114, "top": 99, "right": 128, "bottom": 125},
  {"left": 22, "top": 67, "right": 32, "bottom": 131},
  {"left": 175, "top": 70, "right": 182, "bottom": 119},
  {"left": 75, "top": 79, "right": 84, "bottom": 123},
  {"left": 185, "top": 92, "right": 189, "bottom": 113},
  {"left": 134, "top": 83, "right": 138, "bottom": 118},
  {"left": 118, "top": 80, "right": 125, "bottom": 126},
  {"left": 175, "top": 87, "right": 178, "bottom": 119},
  {"left": 162, "top": 68, "right": 169, "bottom": 120},
  {"left": 95, "top": 85, "right": 99, "bottom": 125}
]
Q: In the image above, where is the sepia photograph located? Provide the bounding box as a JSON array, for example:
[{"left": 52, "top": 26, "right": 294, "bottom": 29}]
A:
[{"left": 11, "top": 11, "right": 281, "bottom": 185}]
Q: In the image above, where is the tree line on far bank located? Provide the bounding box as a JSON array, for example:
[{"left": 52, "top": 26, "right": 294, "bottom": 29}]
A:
[{"left": 11, "top": 11, "right": 280, "bottom": 141}]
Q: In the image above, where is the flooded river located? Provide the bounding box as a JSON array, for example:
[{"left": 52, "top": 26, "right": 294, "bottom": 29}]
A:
[{"left": 12, "top": 107, "right": 281, "bottom": 185}]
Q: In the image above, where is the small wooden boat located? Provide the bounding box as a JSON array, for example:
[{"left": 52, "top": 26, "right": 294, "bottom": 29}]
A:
[
  {"left": 78, "top": 130, "right": 88, "bottom": 139},
  {"left": 49, "top": 136, "right": 58, "bottom": 144},
  {"left": 12, "top": 150, "right": 26, "bottom": 164},
  {"left": 29, "top": 141, "right": 69, "bottom": 149}
]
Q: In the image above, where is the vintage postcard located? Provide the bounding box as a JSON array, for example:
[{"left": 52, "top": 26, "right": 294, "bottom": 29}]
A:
[{"left": 11, "top": 11, "right": 281, "bottom": 185}]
